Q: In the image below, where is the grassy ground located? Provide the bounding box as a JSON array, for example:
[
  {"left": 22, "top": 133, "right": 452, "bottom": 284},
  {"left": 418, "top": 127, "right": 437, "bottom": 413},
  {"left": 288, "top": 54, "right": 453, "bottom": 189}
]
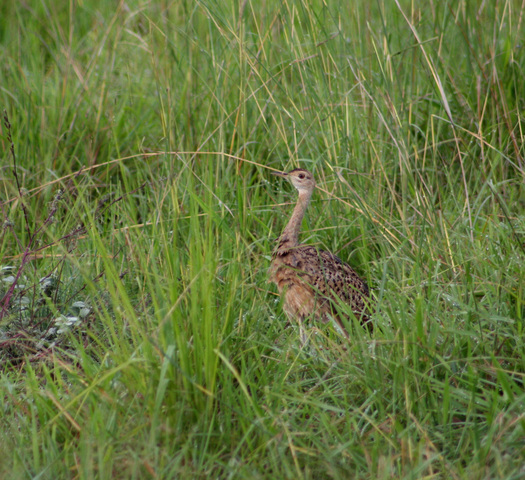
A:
[{"left": 1, "top": 1, "right": 524, "bottom": 478}]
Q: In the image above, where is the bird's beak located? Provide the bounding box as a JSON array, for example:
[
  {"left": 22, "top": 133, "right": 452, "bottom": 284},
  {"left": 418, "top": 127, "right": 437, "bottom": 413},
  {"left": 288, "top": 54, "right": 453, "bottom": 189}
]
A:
[{"left": 271, "top": 171, "right": 288, "bottom": 177}]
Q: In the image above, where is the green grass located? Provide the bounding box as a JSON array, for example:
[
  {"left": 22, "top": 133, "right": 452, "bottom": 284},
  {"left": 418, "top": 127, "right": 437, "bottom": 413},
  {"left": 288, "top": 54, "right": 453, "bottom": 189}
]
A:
[{"left": 1, "top": 0, "right": 524, "bottom": 478}]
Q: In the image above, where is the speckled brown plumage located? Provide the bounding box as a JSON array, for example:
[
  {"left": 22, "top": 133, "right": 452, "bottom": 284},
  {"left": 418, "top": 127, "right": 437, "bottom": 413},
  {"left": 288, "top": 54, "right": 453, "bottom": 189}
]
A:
[{"left": 269, "top": 169, "right": 371, "bottom": 338}]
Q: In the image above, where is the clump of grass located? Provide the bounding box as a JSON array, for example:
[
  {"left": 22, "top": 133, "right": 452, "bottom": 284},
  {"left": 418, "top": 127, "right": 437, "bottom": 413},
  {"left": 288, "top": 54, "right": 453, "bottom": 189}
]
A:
[{"left": 0, "top": 111, "right": 144, "bottom": 368}]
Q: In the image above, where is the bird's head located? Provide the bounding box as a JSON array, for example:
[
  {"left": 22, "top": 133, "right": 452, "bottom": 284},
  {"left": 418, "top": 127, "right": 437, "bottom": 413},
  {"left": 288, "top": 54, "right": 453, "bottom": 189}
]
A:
[{"left": 272, "top": 168, "right": 316, "bottom": 193}]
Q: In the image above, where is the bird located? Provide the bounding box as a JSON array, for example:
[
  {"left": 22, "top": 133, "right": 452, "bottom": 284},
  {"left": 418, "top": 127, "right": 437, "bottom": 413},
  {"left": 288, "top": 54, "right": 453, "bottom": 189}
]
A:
[{"left": 269, "top": 168, "right": 372, "bottom": 342}]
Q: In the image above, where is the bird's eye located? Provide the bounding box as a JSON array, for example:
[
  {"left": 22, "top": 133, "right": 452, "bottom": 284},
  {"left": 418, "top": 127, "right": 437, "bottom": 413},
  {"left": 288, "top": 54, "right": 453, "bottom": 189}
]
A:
[{"left": 298, "top": 173, "right": 305, "bottom": 179}]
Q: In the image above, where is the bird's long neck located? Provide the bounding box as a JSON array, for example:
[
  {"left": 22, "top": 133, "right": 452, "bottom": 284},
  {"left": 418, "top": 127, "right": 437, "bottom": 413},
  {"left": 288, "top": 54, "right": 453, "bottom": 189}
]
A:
[{"left": 277, "top": 189, "right": 312, "bottom": 251}]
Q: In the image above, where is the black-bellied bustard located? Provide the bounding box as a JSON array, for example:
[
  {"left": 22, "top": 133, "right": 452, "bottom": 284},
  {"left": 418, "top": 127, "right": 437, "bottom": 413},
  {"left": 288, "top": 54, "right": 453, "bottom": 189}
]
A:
[{"left": 269, "top": 169, "right": 372, "bottom": 341}]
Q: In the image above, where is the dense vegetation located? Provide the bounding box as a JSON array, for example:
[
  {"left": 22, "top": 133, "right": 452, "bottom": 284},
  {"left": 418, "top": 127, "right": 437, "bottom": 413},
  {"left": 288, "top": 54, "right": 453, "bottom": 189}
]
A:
[{"left": 1, "top": 1, "right": 523, "bottom": 478}]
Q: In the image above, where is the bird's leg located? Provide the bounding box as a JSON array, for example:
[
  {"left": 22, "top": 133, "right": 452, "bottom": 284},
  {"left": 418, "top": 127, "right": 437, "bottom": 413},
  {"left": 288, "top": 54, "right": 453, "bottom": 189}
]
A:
[{"left": 299, "top": 321, "right": 308, "bottom": 346}]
